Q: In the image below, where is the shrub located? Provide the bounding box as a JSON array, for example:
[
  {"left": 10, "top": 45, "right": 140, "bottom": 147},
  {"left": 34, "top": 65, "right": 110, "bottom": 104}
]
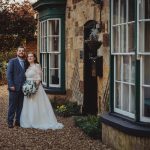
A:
[
  {"left": 74, "top": 115, "right": 102, "bottom": 139},
  {"left": 65, "top": 101, "right": 81, "bottom": 116},
  {"left": 0, "top": 61, "right": 7, "bottom": 85},
  {"left": 0, "top": 49, "right": 16, "bottom": 85}
]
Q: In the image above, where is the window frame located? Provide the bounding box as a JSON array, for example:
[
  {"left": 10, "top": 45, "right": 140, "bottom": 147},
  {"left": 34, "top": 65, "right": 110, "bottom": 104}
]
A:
[
  {"left": 111, "top": 0, "right": 150, "bottom": 122},
  {"left": 137, "top": 0, "right": 150, "bottom": 122},
  {"left": 140, "top": 56, "right": 150, "bottom": 122},
  {"left": 111, "top": 0, "right": 136, "bottom": 119},
  {"left": 39, "top": 18, "right": 62, "bottom": 88},
  {"left": 47, "top": 18, "right": 61, "bottom": 88},
  {"left": 40, "top": 20, "right": 47, "bottom": 86}
]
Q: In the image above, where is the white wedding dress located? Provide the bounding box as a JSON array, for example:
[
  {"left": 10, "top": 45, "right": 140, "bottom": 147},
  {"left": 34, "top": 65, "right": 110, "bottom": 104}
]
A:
[{"left": 20, "top": 63, "right": 64, "bottom": 130}]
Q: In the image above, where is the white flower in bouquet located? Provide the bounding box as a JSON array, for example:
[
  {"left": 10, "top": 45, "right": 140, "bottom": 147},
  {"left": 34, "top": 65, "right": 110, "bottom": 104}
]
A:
[{"left": 22, "top": 80, "right": 38, "bottom": 97}]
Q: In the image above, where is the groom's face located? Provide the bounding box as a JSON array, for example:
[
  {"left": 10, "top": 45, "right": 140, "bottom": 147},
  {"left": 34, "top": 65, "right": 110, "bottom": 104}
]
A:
[{"left": 17, "top": 47, "right": 25, "bottom": 58}]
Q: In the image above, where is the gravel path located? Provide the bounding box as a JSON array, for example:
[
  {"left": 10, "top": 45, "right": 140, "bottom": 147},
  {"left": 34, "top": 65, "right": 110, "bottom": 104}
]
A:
[{"left": 0, "top": 85, "right": 112, "bottom": 150}]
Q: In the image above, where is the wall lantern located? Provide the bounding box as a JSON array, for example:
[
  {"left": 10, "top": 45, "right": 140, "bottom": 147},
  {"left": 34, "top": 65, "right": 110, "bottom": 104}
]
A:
[
  {"left": 85, "top": 28, "right": 102, "bottom": 58},
  {"left": 84, "top": 0, "right": 104, "bottom": 77},
  {"left": 85, "top": 27, "right": 103, "bottom": 77}
]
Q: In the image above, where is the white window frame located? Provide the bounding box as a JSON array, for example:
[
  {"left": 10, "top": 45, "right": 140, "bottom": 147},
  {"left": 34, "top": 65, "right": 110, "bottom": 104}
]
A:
[
  {"left": 137, "top": 0, "right": 150, "bottom": 122},
  {"left": 114, "top": 55, "right": 135, "bottom": 118},
  {"left": 47, "top": 18, "right": 61, "bottom": 88},
  {"left": 39, "top": 18, "right": 61, "bottom": 88},
  {"left": 40, "top": 20, "right": 47, "bottom": 86},
  {"left": 111, "top": 0, "right": 136, "bottom": 118},
  {"left": 140, "top": 57, "right": 150, "bottom": 122}
]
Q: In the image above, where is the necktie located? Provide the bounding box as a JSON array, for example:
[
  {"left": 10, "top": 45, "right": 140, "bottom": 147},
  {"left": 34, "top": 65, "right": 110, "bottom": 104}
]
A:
[{"left": 20, "top": 60, "right": 24, "bottom": 69}]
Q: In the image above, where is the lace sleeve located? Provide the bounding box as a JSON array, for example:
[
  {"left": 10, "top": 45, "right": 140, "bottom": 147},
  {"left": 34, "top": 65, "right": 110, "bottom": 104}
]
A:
[{"left": 34, "top": 64, "right": 42, "bottom": 81}]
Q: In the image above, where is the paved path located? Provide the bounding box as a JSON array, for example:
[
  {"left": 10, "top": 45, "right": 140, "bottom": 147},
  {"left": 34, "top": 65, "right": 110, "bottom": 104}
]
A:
[{"left": 0, "top": 85, "right": 111, "bottom": 150}]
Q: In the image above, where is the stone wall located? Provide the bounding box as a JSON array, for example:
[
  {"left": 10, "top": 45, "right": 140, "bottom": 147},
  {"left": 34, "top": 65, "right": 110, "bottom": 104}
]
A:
[
  {"left": 65, "top": 0, "right": 110, "bottom": 113},
  {"left": 102, "top": 123, "right": 150, "bottom": 150}
]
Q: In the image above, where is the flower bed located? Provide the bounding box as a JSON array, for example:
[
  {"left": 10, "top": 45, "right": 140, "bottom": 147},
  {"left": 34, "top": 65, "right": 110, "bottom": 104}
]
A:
[{"left": 51, "top": 100, "right": 81, "bottom": 117}]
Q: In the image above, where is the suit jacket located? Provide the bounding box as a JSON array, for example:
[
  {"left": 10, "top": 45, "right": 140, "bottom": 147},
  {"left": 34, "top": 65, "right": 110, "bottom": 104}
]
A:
[{"left": 7, "top": 57, "right": 26, "bottom": 92}]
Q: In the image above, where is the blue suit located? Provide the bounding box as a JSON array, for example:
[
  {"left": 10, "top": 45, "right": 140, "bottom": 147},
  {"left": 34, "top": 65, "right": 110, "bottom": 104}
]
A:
[{"left": 6, "top": 57, "right": 26, "bottom": 125}]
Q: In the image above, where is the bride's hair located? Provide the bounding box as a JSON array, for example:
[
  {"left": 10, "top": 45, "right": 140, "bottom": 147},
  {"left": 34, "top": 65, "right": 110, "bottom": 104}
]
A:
[{"left": 26, "top": 51, "right": 39, "bottom": 68}]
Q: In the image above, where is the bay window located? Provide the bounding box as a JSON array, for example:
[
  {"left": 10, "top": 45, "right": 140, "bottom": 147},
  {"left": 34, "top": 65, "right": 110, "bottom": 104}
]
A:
[{"left": 111, "top": 0, "right": 150, "bottom": 122}]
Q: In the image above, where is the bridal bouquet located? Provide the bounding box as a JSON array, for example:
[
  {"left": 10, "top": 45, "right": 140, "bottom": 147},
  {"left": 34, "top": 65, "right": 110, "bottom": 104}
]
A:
[{"left": 22, "top": 80, "right": 38, "bottom": 97}]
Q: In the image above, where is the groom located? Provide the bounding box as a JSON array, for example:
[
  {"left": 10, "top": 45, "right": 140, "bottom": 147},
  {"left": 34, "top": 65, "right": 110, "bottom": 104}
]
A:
[{"left": 7, "top": 46, "right": 26, "bottom": 128}]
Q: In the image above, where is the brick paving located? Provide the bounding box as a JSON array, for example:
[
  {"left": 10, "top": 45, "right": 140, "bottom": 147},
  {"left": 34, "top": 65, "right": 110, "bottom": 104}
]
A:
[{"left": 0, "top": 85, "right": 112, "bottom": 150}]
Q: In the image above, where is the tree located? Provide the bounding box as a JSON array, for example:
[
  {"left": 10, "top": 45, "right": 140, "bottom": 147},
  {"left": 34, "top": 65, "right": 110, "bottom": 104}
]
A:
[{"left": 0, "top": 0, "right": 37, "bottom": 52}]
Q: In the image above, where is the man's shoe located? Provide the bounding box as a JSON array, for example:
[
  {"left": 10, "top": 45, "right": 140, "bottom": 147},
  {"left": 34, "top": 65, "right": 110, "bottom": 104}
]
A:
[
  {"left": 15, "top": 122, "right": 20, "bottom": 127},
  {"left": 8, "top": 124, "right": 13, "bottom": 128}
]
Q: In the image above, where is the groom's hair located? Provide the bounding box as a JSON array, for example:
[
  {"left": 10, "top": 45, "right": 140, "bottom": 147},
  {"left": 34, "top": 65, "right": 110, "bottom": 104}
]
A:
[{"left": 17, "top": 46, "right": 25, "bottom": 50}]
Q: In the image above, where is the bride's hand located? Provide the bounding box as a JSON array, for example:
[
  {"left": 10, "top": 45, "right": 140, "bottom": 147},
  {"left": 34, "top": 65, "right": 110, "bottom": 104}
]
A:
[{"left": 36, "top": 81, "right": 41, "bottom": 87}]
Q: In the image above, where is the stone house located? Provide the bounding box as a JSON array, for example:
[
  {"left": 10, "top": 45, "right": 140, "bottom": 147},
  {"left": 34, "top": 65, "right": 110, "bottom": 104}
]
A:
[
  {"left": 33, "top": 0, "right": 150, "bottom": 149},
  {"left": 33, "top": 0, "right": 109, "bottom": 114}
]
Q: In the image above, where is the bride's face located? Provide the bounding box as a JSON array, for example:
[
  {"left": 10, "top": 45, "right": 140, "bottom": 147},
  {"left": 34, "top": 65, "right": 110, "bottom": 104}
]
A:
[{"left": 27, "top": 54, "right": 35, "bottom": 64}]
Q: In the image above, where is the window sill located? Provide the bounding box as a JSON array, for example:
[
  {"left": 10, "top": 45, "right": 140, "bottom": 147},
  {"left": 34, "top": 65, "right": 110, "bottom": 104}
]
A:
[
  {"left": 43, "top": 87, "right": 66, "bottom": 95},
  {"left": 101, "top": 113, "right": 150, "bottom": 137}
]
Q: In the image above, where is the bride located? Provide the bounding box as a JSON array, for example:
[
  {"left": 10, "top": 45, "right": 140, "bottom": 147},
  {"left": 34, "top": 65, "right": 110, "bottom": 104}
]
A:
[{"left": 20, "top": 52, "right": 63, "bottom": 130}]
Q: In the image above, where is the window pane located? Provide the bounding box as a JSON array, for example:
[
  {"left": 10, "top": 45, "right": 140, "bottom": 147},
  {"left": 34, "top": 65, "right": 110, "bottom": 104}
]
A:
[
  {"left": 42, "top": 22, "right": 44, "bottom": 37},
  {"left": 48, "top": 20, "right": 59, "bottom": 35},
  {"left": 139, "top": 21, "right": 150, "bottom": 52},
  {"left": 145, "top": 0, "right": 150, "bottom": 19},
  {"left": 120, "top": 25, "right": 126, "bottom": 52},
  {"left": 116, "top": 56, "right": 121, "bottom": 81},
  {"left": 42, "top": 54, "right": 47, "bottom": 84},
  {"left": 139, "top": 0, "right": 150, "bottom": 19},
  {"left": 120, "top": 0, "right": 126, "bottom": 23},
  {"left": 49, "top": 54, "right": 59, "bottom": 68},
  {"left": 39, "top": 23, "right": 42, "bottom": 52},
  {"left": 130, "top": 85, "right": 135, "bottom": 113},
  {"left": 40, "top": 22, "right": 47, "bottom": 52},
  {"left": 131, "top": 56, "right": 135, "bottom": 83},
  {"left": 113, "top": 0, "right": 119, "bottom": 25},
  {"left": 48, "top": 37, "right": 59, "bottom": 52},
  {"left": 49, "top": 69, "right": 59, "bottom": 85},
  {"left": 113, "top": 26, "right": 119, "bottom": 52},
  {"left": 139, "top": 21, "right": 145, "bottom": 52},
  {"left": 123, "top": 56, "right": 129, "bottom": 82},
  {"left": 128, "top": 0, "right": 135, "bottom": 21},
  {"left": 115, "top": 82, "right": 121, "bottom": 109},
  {"left": 44, "top": 37, "right": 47, "bottom": 51},
  {"left": 145, "top": 22, "right": 150, "bottom": 52},
  {"left": 40, "top": 29, "right": 43, "bottom": 52},
  {"left": 143, "top": 87, "right": 150, "bottom": 117},
  {"left": 128, "top": 23, "right": 135, "bottom": 52},
  {"left": 42, "top": 37, "right": 44, "bottom": 52},
  {"left": 40, "top": 23, "right": 43, "bottom": 52},
  {"left": 44, "top": 21, "right": 47, "bottom": 36},
  {"left": 143, "top": 56, "right": 150, "bottom": 85},
  {"left": 123, "top": 84, "right": 129, "bottom": 112}
]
